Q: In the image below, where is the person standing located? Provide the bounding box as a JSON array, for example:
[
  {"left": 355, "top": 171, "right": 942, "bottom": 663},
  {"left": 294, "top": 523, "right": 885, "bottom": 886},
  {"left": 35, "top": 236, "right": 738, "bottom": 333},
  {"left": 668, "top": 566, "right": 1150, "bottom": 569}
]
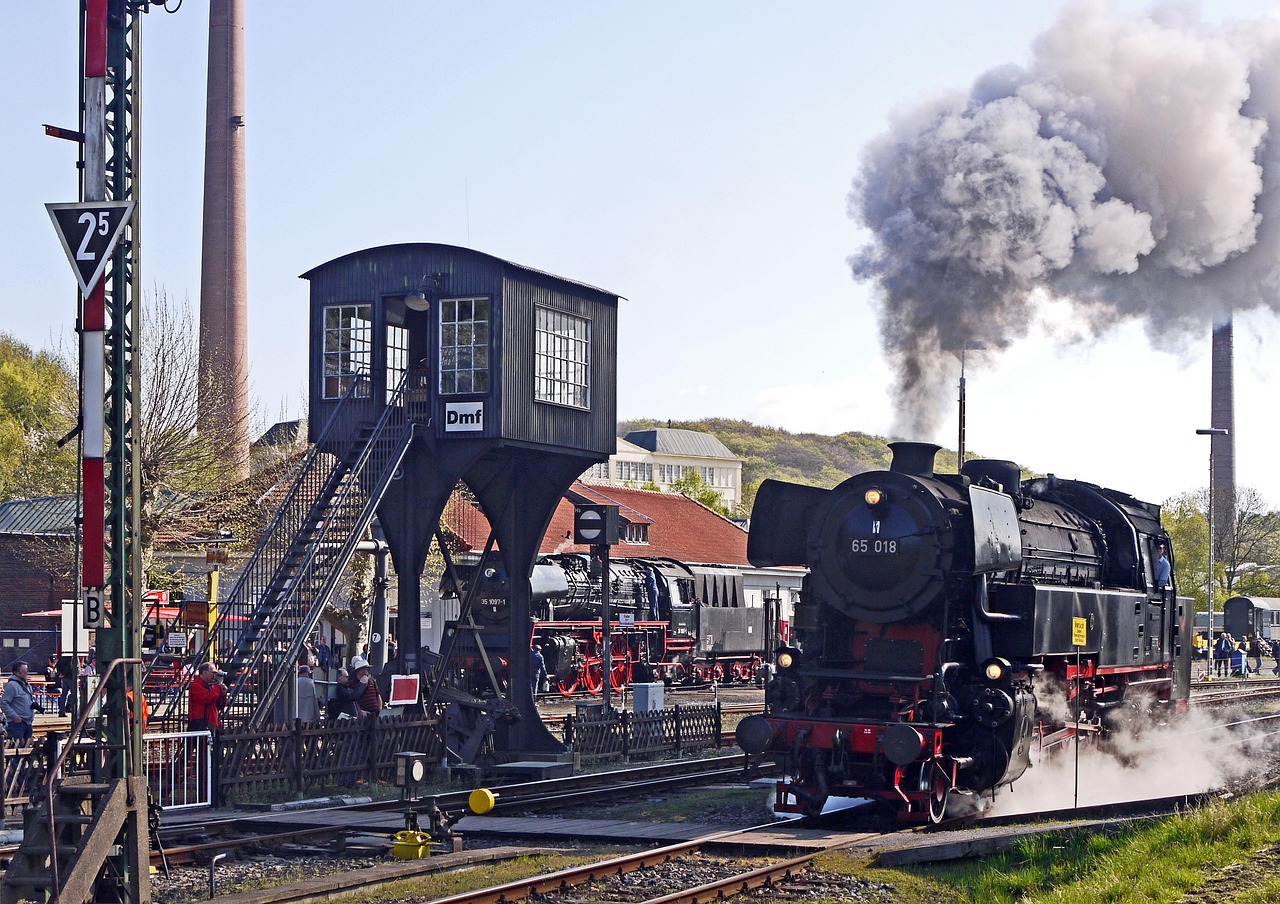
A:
[
  {"left": 0, "top": 662, "right": 41, "bottom": 741},
  {"left": 187, "top": 662, "right": 227, "bottom": 732},
  {"left": 348, "top": 656, "right": 382, "bottom": 718},
  {"left": 56, "top": 655, "right": 77, "bottom": 716},
  {"left": 530, "top": 644, "right": 547, "bottom": 698},
  {"left": 296, "top": 664, "right": 321, "bottom": 723},
  {"left": 314, "top": 636, "right": 332, "bottom": 677}
]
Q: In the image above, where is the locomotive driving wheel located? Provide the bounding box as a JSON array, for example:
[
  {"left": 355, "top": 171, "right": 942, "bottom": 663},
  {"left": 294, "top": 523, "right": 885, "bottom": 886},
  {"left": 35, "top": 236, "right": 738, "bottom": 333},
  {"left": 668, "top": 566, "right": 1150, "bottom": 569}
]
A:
[
  {"left": 927, "top": 769, "right": 950, "bottom": 824},
  {"left": 556, "top": 671, "right": 580, "bottom": 697}
]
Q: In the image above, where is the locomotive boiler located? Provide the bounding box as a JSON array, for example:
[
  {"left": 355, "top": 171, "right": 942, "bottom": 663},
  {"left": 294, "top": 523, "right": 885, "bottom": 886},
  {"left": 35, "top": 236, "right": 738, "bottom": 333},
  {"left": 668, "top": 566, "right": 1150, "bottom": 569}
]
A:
[{"left": 736, "top": 441, "right": 1192, "bottom": 822}]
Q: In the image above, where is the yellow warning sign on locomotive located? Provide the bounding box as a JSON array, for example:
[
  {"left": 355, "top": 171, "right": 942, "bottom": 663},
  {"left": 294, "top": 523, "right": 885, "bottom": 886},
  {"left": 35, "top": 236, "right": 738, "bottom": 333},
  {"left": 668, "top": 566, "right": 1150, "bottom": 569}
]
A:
[{"left": 1072, "top": 617, "right": 1088, "bottom": 646}]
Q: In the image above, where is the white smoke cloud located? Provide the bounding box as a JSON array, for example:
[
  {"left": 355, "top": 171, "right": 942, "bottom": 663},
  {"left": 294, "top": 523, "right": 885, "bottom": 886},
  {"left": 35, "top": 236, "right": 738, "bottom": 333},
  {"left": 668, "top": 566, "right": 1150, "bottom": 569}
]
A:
[
  {"left": 850, "top": 0, "right": 1280, "bottom": 440},
  {"left": 986, "top": 677, "right": 1274, "bottom": 816}
]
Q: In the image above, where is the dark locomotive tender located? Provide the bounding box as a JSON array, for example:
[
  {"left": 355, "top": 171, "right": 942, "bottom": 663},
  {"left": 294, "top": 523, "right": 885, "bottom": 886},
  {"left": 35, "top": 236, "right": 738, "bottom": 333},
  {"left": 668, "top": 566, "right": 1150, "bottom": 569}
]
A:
[{"left": 736, "top": 441, "right": 1192, "bottom": 823}]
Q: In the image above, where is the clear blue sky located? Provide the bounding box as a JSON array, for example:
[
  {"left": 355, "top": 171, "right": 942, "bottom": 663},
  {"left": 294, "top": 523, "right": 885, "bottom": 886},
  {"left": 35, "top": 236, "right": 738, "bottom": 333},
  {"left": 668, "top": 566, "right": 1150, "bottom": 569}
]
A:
[{"left": 4, "top": 2, "right": 1279, "bottom": 505}]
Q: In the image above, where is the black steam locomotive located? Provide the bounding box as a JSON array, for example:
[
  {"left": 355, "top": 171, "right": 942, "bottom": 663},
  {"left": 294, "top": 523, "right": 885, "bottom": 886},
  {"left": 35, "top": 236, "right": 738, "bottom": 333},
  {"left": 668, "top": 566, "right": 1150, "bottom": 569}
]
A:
[
  {"left": 446, "top": 554, "right": 778, "bottom": 695},
  {"left": 736, "top": 442, "right": 1192, "bottom": 822}
]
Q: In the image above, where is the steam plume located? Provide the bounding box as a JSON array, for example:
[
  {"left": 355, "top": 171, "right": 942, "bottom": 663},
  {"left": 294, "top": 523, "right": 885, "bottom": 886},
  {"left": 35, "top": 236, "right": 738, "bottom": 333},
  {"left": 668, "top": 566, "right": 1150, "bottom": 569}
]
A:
[{"left": 850, "top": 1, "right": 1280, "bottom": 439}]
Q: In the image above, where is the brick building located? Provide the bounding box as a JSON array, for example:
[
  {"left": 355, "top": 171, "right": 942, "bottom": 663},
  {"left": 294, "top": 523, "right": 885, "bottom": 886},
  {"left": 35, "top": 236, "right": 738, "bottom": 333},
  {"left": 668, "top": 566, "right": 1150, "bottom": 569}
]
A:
[{"left": 0, "top": 495, "right": 77, "bottom": 668}]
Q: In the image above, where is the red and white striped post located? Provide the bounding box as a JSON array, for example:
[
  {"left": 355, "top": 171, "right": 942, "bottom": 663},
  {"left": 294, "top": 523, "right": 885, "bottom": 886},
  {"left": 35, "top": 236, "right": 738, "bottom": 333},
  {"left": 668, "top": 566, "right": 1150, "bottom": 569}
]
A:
[{"left": 82, "top": 0, "right": 108, "bottom": 593}]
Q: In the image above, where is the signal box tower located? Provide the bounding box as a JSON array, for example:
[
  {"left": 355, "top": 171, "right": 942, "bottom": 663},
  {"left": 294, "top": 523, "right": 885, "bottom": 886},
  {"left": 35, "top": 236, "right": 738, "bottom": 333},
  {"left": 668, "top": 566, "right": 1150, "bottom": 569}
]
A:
[{"left": 302, "top": 243, "right": 619, "bottom": 751}]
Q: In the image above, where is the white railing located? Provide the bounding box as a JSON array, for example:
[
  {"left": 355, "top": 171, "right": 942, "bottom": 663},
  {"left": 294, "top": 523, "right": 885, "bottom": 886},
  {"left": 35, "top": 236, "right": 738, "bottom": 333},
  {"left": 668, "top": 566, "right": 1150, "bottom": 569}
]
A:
[{"left": 142, "top": 730, "right": 213, "bottom": 810}]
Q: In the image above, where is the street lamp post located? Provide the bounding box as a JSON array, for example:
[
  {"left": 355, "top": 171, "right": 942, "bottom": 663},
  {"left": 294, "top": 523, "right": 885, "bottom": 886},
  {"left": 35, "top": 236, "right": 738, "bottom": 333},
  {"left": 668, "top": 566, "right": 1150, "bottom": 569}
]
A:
[{"left": 1197, "top": 427, "right": 1229, "bottom": 677}]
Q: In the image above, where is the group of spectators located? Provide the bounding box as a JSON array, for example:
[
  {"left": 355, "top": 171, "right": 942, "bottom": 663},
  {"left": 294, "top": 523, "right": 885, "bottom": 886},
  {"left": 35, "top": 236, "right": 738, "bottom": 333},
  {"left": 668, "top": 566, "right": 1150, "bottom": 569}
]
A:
[
  {"left": 0, "top": 635, "right": 389, "bottom": 746},
  {"left": 185, "top": 643, "right": 386, "bottom": 733},
  {"left": 1202, "top": 631, "right": 1280, "bottom": 678}
]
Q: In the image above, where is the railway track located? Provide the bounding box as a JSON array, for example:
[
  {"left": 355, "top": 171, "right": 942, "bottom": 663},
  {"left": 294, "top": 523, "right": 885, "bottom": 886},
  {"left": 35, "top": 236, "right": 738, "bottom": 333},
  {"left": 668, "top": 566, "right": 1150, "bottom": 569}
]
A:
[{"left": 168, "top": 784, "right": 1234, "bottom": 904}]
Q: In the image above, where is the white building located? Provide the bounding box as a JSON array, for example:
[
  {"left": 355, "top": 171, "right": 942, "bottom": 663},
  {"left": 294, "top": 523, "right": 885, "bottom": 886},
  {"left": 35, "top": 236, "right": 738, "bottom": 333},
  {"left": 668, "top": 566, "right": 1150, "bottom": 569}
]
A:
[{"left": 582, "top": 427, "right": 743, "bottom": 510}]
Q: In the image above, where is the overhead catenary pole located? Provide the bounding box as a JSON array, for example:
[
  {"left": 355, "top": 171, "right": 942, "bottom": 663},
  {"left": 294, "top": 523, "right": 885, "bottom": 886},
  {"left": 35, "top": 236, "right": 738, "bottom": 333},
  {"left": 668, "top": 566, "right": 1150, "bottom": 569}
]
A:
[{"left": 1197, "top": 427, "right": 1229, "bottom": 677}]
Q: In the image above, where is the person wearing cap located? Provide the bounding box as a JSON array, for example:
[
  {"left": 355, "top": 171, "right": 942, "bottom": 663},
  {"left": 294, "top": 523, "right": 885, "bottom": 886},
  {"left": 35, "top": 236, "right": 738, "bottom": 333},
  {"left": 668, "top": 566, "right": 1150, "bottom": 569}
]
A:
[
  {"left": 327, "top": 667, "right": 360, "bottom": 722},
  {"left": 297, "top": 663, "right": 321, "bottom": 723},
  {"left": 188, "top": 661, "right": 227, "bottom": 732},
  {"left": 348, "top": 655, "right": 382, "bottom": 718}
]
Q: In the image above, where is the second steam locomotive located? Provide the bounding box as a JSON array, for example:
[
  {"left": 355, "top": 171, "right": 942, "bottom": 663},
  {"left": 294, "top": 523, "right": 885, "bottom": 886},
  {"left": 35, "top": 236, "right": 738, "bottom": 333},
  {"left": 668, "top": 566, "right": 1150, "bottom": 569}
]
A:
[{"left": 736, "top": 442, "right": 1192, "bottom": 822}]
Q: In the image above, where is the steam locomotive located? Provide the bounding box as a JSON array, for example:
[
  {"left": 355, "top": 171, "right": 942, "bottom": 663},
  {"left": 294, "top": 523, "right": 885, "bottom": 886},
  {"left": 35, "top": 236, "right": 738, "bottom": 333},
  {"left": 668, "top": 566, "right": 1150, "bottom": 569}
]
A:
[
  {"left": 735, "top": 442, "right": 1192, "bottom": 822},
  {"left": 446, "top": 553, "right": 779, "bottom": 695}
]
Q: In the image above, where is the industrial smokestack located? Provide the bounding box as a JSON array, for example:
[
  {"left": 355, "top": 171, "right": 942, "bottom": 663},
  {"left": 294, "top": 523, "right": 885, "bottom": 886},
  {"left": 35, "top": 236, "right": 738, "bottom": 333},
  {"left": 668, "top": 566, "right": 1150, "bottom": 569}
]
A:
[
  {"left": 198, "top": 0, "right": 249, "bottom": 477},
  {"left": 1211, "top": 319, "right": 1236, "bottom": 555}
]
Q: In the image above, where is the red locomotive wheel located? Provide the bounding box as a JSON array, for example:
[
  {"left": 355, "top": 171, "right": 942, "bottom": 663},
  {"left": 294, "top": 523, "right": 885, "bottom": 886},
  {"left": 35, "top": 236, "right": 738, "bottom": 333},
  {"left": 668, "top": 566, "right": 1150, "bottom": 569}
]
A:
[
  {"left": 610, "top": 660, "right": 631, "bottom": 692},
  {"left": 557, "top": 672, "right": 580, "bottom": 697},
  {"left": 711, "top": 663, "right": 725, "bottom": 682},
  {"left": 583, "top": 662, "right": 604, "bottom": 695}
]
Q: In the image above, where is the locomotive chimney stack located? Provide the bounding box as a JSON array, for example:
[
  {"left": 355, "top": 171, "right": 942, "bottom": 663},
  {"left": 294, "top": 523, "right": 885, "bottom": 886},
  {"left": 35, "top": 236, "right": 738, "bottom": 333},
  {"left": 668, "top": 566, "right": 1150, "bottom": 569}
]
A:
[{"left": 888, "top": 442, "right": 942, "bottom": 477}]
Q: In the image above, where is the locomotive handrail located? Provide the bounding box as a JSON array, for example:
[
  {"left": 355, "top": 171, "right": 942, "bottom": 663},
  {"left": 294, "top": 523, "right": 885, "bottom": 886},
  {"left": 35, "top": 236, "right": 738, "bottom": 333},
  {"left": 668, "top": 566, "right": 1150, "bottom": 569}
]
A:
[{"left": 974, "top": 577, "right": 1021, "bottom": 622}]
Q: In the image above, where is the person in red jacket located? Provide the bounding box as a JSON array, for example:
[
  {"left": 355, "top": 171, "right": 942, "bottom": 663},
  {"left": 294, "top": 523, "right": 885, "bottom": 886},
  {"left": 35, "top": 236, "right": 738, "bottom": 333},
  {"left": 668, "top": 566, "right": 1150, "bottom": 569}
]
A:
[{"left": 188, "top": 662, "right": 227, "bottom": 732}]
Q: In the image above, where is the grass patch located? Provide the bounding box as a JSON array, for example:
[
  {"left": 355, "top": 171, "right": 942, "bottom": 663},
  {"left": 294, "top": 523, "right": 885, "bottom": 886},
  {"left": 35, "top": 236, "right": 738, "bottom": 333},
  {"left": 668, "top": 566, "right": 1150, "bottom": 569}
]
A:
[{"left": 808, "top": 791, "right": 1280, "bottom": 903}]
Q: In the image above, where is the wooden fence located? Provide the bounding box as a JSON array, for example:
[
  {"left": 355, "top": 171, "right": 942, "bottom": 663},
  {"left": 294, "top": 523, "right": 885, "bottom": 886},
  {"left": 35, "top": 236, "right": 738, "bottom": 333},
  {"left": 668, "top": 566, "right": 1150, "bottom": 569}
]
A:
[
  {"left": 564, "top": 702, "right": 722, "bottom": 763},
  {"left": 216, "top": 713, "right": 443, "bottom": 803},
  {"left": 2, "top": 703, "right": 723, "bottom": 812}
]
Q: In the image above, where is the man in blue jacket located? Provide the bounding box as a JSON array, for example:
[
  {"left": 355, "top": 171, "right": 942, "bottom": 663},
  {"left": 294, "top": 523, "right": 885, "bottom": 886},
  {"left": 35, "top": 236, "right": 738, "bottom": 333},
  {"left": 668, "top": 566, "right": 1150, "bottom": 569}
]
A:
[{"left": 0, "top": 661, "right": 42, "bottom": 741}]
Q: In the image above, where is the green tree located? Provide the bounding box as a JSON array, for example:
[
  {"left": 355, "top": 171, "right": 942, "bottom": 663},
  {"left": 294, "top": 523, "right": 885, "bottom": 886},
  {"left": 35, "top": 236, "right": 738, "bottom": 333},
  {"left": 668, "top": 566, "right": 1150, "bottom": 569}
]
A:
[
  {"left": 669, "top": 469, "right": 731, "bottom": 517},
  {"left": 1163, "top": 487, "right": 1280, "bottom": 612},
  {"left": 0, "top": 334, "right": 77, "bottom": 502},
  {"left": 1164, "top": 491, "right": 1210, "bottom": 612}
]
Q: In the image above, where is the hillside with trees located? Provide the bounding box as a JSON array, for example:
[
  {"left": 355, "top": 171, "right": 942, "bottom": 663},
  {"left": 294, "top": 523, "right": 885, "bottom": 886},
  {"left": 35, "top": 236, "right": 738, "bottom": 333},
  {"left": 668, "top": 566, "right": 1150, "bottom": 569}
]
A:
[{"left": 618, "top": 417, "right": 981, "bottom": 512}]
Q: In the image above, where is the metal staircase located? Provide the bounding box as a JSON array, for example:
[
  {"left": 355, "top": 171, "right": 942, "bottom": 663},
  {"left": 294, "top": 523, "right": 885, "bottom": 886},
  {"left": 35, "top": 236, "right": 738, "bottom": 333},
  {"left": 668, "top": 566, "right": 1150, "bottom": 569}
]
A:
[{"left": 154, "top": 368, "right": 428, "bottom": 730}]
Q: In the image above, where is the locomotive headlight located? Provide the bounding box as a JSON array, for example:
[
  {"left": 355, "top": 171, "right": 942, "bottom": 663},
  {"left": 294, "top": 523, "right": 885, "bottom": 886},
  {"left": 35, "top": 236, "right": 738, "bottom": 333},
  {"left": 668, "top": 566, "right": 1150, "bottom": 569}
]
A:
[
  {"left": 982, "top": 657, "right": 1011, "bottom": 683},
  {"left": 775, "top": 646, "right": 801, "bottom": 672},
  {"left": 863, "top": 487, "right": 886, "bottom": 507},
  {"left": 777, "top": 651, "right": 794, "bottom": 669}
]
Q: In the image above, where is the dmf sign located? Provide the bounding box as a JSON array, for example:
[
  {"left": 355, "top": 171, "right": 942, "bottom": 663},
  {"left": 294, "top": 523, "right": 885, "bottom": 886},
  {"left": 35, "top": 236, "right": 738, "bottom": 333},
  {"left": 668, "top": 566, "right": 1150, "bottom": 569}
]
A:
[{"left": 444, "top": 402, "right": 485, "bottom": 432}]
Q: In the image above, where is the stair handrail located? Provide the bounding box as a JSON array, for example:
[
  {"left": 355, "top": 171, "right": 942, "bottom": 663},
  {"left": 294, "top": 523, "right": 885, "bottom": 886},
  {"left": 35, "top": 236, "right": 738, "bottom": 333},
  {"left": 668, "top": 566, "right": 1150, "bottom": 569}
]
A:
[
  {"left": 236, "top": 369, "right": 425, "bottom": 727},
  {"left": 242, "top": 420, "right": 415, "bottom": 728},
  {"left": 45, "top": 656, "right": 142, "bottom": 903}
]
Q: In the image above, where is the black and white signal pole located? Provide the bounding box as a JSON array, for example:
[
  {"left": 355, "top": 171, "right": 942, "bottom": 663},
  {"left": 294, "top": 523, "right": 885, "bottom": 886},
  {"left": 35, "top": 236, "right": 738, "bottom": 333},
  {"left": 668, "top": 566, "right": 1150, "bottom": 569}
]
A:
[{"left": 575, "top": 505, "right": 619, "bottom": 710}]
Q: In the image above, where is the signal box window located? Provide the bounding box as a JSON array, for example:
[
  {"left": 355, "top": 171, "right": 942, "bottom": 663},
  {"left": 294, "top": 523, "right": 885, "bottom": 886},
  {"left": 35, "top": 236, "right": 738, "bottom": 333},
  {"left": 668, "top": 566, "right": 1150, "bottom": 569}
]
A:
[
  {"left": 439, "top": 297, "right": 491, "bottom": 394},
  {"left": 535, "top": 306, "right": 590, "bottom": 408},
  {"left": 323, "top": 304, "right": 372, "bottom": 399},
  {"left": 387, "top": 323, "right": 409, "bottom": 402}
]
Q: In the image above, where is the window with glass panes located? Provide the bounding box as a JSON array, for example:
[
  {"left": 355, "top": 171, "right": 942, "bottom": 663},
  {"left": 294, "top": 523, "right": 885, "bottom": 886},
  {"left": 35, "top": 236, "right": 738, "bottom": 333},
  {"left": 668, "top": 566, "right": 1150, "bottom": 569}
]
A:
[
  {"left": 534, "top": 307, "right": 590, "bottom": 408},
  {"left": 323, "top": 304, "right": 373, "bottom": 399},
  {"left": 439, "top": 298, "right": 491, "bottom": 395},
  {"left": 386, "top": 323, "right": 409, "bottom": 402}
]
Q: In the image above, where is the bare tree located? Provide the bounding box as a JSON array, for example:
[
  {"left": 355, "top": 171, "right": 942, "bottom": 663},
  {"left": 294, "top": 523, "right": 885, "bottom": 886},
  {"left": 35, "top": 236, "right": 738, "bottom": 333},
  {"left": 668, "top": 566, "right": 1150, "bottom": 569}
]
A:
[
  {"left": 1222, "top": 486, "right": 1280, "bottom": 595},
  {"left": 135, "top": 288, "right": 252, "bottom": 574}
]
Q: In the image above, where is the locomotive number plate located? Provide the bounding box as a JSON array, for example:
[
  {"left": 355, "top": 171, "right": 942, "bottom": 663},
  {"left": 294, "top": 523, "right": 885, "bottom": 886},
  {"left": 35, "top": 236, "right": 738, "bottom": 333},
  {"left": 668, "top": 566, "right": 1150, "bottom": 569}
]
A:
[{"left": 851, "top": 538, "right": 899, "bottom": 554}]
